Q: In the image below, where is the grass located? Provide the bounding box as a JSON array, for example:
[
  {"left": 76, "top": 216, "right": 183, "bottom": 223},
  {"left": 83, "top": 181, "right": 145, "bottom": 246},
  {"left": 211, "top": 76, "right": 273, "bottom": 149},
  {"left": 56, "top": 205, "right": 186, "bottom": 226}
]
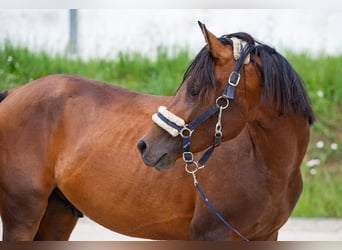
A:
[
  {"left": 0, "top": 42, "right": 189, "bottom": 95},
  {"left": 278, "top": 53, "right": 342, "bottom": 218},
  {"left": 1, "top": 43, "right": 341, "bottom": 218},
  {"left": 293, "top": 169, "right": 342, "bottom": 217}
]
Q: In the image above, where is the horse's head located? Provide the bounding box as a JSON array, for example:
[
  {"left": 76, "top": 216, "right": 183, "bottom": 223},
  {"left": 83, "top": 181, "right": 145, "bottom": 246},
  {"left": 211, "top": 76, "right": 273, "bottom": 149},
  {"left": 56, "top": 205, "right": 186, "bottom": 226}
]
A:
[{"left": 138, "top": 21, "right": 314, "bottom": 170}]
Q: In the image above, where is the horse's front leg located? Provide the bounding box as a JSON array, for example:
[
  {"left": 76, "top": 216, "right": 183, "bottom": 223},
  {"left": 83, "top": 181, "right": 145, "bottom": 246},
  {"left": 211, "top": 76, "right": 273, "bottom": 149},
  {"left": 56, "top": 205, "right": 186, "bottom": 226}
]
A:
[
  {"left": 34, "top": 189, "right": 80, "bottom": 240},
  {"left": 190, "top": 210, "right": 232, "bottom": 240},
  {"left": 0, "top": 176, "right": 52, "bottom": 241}
]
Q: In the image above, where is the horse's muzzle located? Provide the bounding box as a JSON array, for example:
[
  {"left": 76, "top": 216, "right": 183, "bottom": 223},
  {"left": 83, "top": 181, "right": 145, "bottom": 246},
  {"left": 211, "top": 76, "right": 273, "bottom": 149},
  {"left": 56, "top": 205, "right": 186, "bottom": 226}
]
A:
[{"left": 137, "top": 139, "right": 175, "bottom": 171}]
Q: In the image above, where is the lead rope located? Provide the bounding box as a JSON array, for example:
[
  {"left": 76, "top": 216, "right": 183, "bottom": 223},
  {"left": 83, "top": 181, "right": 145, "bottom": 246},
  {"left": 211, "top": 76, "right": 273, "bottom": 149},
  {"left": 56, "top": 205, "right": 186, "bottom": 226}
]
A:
[
  {"left": 195, "top": 180, "right": 250, "bottom": 241},
  {"left": 180, "top": 99, "right": 249, "bottom": 242},
  {"left": 152, "top": 38, "right": 253, "bottom": 241},
  {"left": 155, "top": 102, "right": 250, "bottom": 242}
]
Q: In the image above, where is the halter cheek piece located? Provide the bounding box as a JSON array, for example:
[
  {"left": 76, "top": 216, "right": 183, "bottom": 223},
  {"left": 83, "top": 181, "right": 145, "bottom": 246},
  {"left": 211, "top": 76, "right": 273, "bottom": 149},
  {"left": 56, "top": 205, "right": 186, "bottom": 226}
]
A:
[{"left": 152, "top": 37, "right": 254, "bottom": 241}]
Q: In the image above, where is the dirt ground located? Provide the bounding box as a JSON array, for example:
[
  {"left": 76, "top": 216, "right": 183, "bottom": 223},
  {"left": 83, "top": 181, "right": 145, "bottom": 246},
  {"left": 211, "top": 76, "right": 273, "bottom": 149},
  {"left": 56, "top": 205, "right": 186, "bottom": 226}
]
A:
[
  {"left": 0, "top": 217, "right": 341, "bottom": 240},
  {"left": 68, "top": 217, "right": 342, "bottom": 241}
]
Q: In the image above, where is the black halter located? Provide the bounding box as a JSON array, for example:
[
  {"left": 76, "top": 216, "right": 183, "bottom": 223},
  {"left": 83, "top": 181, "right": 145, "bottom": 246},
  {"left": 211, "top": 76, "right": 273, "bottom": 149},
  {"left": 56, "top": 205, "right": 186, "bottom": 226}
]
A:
[
  {"left": 155, "top": 41, "right": 256, "bottom": 168},
  {"left": 153, "top": 39, "right": 255, "bottom": 241}
]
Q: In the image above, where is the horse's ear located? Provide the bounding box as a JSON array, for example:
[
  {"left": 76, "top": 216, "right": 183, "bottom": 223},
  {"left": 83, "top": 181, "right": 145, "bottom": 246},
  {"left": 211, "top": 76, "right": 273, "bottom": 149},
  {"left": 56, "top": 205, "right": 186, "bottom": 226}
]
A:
[{"left": 198, "top": 21, "right": 230, "bottom": 63}]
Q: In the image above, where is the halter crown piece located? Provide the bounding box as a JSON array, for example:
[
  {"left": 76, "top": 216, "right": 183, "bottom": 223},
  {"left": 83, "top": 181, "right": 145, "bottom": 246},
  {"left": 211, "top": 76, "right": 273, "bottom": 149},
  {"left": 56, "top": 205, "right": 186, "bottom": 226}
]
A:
[
  {"left": 151, "top": 37, "right": 252, "bottom": 241},
  {"left": 231, "top": 37, "right": 250, "bottom": 64}
]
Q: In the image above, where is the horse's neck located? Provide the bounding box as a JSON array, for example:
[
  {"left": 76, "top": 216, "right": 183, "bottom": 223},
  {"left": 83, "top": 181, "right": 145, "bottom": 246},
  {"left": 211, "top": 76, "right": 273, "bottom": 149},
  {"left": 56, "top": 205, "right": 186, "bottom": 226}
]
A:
[{"left": 247, "top": 112, "right": 310, "bottom": 177}]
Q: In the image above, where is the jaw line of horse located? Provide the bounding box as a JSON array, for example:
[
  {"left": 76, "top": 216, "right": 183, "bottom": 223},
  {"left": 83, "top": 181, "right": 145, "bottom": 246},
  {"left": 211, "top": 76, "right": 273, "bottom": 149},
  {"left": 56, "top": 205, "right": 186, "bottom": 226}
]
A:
[
  {"left": 138, "top": 132, "right": 180, "bottom": 170},
  {"left": 141, "top": 151, "right": 175, "bottom": 171},
  {"left": 154, "top": 163, "right": 174, "bottom": 172}
]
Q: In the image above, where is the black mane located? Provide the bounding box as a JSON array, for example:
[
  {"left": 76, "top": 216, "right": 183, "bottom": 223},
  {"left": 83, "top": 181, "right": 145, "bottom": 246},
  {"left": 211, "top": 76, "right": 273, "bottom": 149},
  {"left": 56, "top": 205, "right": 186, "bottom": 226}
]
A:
[{"left": 183, "top": 32, "right": 315, "bottom": 125}]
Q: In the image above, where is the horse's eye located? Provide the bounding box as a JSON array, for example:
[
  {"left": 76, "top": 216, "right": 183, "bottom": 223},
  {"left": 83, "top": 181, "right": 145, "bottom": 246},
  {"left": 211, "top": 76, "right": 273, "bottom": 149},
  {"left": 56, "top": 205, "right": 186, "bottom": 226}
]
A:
[{"left": 188, "top": 83, "right": 200, "bottom": 96}]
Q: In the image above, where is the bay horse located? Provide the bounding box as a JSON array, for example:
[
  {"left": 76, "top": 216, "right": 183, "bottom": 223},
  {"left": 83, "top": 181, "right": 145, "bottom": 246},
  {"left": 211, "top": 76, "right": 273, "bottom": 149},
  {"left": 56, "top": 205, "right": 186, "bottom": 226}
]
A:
[
  {"left": 1, "top": 76, "right": 271, "bottom": 242},
  {"left": 0, "top": 22, "right": 314, "bottom": 241},
  {"left": 138, "top": 22, "right": 315, "bottom": 239}
]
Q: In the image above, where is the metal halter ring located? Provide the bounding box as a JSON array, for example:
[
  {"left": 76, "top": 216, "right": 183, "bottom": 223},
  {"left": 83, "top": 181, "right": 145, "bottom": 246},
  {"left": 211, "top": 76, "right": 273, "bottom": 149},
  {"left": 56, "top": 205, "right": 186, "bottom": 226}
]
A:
[
  {"left": 185, "top": 161, "right": 199, "bottom": 174},
  {"left": 179, "top": 126, "right": 193, "bottom": 138},
  {"left": 216, "top": 96, "right": 230, "bottom": 109}
]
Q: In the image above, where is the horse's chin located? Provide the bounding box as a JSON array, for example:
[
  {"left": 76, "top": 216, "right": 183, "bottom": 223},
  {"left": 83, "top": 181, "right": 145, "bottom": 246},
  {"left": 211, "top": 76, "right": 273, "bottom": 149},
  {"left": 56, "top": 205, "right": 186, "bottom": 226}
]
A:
[
  {"left": 153, "top": 160, "right": 175, "bottom": 171},
  {"left": 140, "top": 148, "right": 177, "bottom": 171}
]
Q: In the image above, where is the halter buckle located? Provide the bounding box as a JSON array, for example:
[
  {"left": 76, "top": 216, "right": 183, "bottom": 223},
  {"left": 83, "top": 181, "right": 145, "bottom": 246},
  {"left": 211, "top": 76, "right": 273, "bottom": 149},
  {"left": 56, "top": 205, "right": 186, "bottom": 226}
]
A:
[
  {"left": 228, "top": 71, "right": 241, "bottom": 87},
  {"left": 183, "top": 152, "right": 194, "bottom": 163}
]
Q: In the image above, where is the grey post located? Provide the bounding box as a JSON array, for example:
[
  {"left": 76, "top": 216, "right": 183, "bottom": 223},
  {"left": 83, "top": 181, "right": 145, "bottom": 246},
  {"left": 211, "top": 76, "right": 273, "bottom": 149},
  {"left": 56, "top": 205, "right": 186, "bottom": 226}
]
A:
[{"left": 69, "top": 9, "right": 78, "bottom": 55}]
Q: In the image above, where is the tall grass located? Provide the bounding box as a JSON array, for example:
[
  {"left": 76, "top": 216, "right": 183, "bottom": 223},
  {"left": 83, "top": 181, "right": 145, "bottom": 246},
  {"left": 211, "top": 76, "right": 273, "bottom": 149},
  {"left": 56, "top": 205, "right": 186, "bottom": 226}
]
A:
[
  {"left": 0, "top": 43, "right": 341, "bottom": 217},
  {"left": 0, "top": 43, "right": 189, "bottom": 95}
]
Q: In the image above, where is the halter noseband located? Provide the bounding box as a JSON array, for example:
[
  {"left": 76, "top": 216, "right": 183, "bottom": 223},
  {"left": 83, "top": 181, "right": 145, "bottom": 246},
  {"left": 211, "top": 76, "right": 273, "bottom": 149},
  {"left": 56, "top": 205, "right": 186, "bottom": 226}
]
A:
[{"left": 152, "top": 37, "right": 254, "bottom": 241}]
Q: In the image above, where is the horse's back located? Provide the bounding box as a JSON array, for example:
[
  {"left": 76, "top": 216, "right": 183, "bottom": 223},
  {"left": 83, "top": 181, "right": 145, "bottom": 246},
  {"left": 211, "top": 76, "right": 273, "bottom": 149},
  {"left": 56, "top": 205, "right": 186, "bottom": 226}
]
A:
[
  {"left": 0, "top": 73, "right": 152, "bottom": 176},
  {"left": 0, "top": 74, "right": 118, "bottom": 182},
  {"left": 0, "top": 74, "right": 190, "bottom": 240},
  {"left": 1, "top": 74, "right": 132, "bottom": 106},
  {"left": 0, "top": 74, "right": 144, "bottom": 186},
  {"left": 0, "top": 73, "right": 151, "bottom": 133}
]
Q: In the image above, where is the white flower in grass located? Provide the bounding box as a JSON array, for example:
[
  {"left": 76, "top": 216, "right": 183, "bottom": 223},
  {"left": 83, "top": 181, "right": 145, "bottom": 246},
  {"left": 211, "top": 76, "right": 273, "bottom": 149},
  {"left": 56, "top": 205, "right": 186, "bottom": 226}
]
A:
[
  {"left": 317, "top": 90, "right": 324, "bottom": 98},
  {"left": 306, "top": 159, "right": 321, "bottom": 167},
  {"left": 7, "top": 56, "right": 13, "bottom": 63},
  {"left": 310, "top": 168, "right": 317, "bottom": 175},
  {"left": 316, "top": 140, "right": 324, "bottom": 149},
  {"left": 330, "top": 143, "right": 338, "bottom": 150}
]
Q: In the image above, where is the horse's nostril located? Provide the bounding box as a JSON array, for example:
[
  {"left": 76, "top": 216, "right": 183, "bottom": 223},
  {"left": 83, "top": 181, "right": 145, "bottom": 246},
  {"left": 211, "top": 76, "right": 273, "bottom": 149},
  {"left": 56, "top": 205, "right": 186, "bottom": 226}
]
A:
[{"left": 137, "top": 140, "right": 147, "bottom": 156}]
